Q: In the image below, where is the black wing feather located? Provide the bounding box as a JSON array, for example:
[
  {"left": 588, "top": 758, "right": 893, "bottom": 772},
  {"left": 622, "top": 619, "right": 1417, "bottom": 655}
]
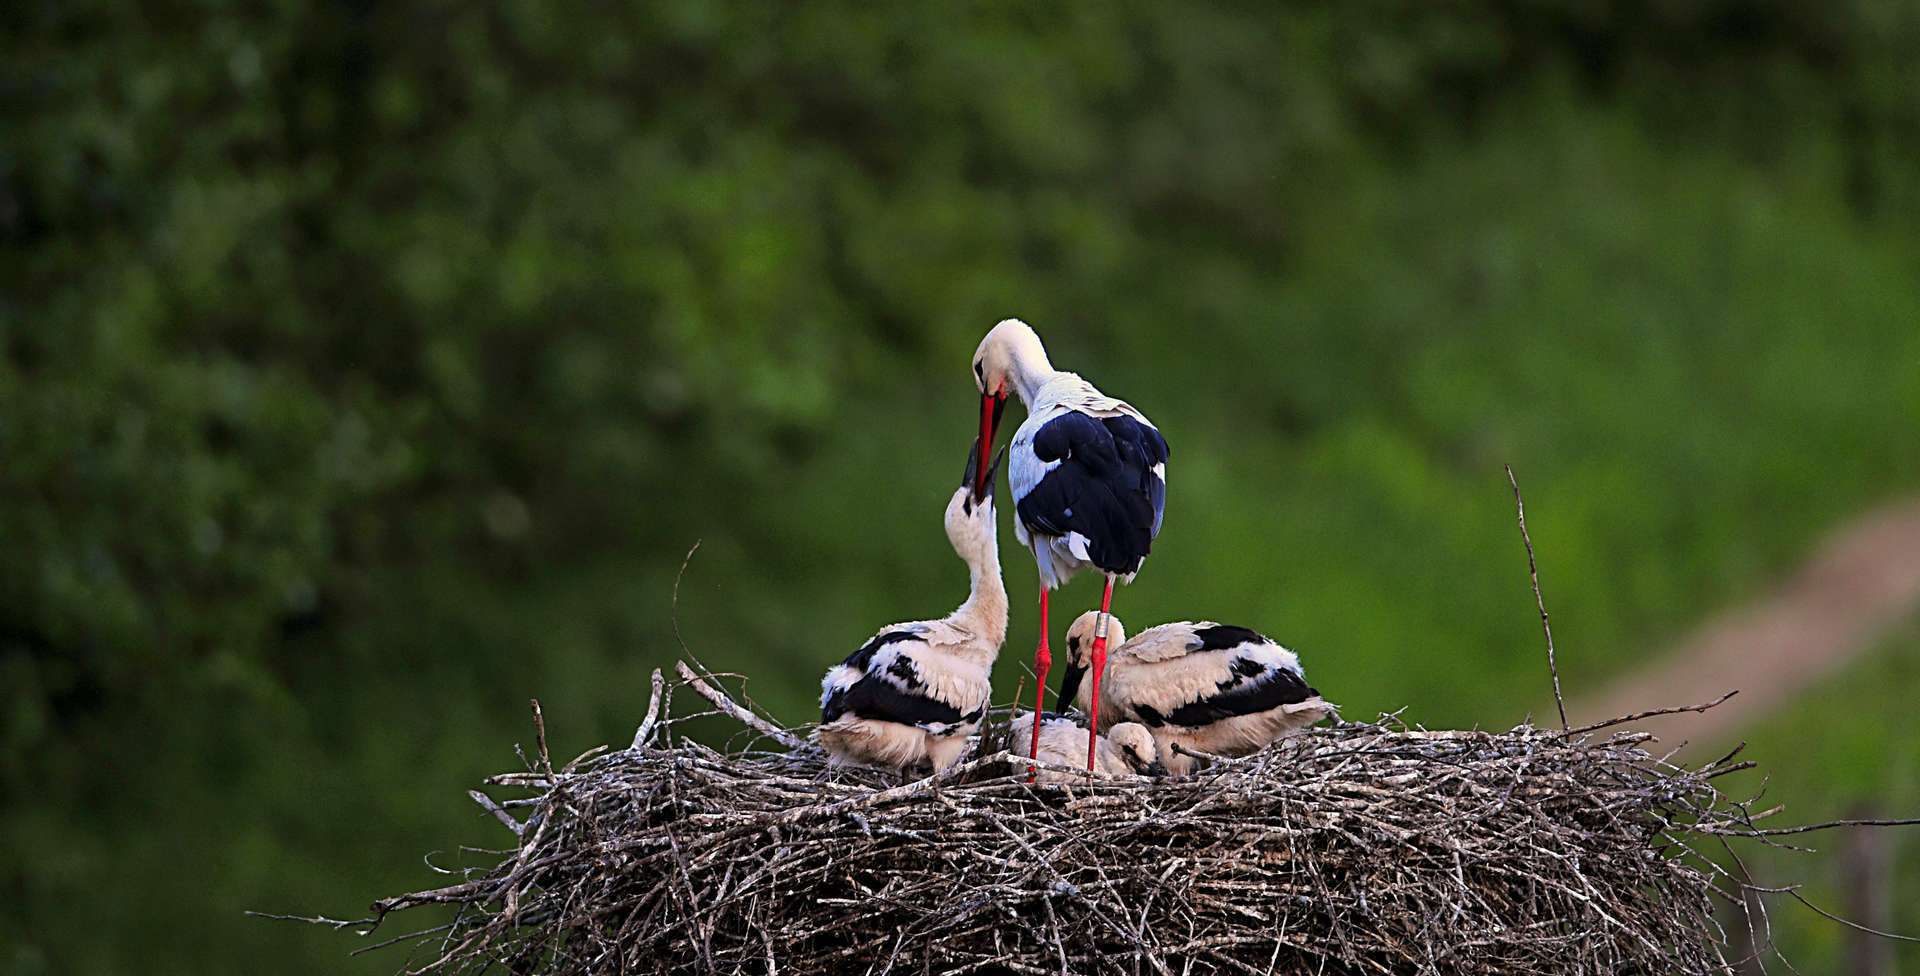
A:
[
  {"left": 822, "top": 637, "right": 981, "bottom": 729},
  {"left": 1154, "top": 657, "right": 1317, "bottom": 728},
  {"left": 1188, "top": 625, "right": 1271, "bottom": 652},
  {"left": 842, "top": 629, "right": 920, "bottom": 671},
  {"left": 833, "top": 676, "right": 967, "bottom": 728},
  {"left": 1016, "top": 412, "right": 1169, "bottom": 575}
]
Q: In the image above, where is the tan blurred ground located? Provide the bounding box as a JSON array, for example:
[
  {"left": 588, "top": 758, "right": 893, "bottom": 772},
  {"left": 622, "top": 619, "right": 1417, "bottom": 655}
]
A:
[{"left": 1570, "top": 500, "right": 1920, "bottom": 748}]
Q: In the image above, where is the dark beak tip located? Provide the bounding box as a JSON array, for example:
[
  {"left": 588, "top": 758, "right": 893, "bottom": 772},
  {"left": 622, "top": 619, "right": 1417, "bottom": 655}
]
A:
[
  {"left": 975, "top": 445, "right": 1009, "bottom": 505},
  {"left": 1055, "top": 663, "right": 1088, "bottom": 709}
]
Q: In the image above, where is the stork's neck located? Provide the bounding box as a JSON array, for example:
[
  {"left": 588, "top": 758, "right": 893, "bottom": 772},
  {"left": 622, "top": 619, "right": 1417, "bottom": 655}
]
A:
[
  {"left": 951, "top": 534, "right": 1008, "bottom": 654},
  {"left": 1006, "top": 348, "right": 1059, "bottom": 408}
]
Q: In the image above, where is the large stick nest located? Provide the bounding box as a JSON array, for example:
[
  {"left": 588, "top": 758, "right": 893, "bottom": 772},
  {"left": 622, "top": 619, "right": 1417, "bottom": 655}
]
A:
[{"left": 331, "top": 663, "right": 1818, "bottom": 975}]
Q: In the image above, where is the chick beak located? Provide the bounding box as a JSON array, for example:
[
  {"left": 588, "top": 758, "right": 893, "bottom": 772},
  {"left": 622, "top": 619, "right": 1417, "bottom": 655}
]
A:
[{"left": 973, "top": 445, "right": 1007, "bottom": 506}]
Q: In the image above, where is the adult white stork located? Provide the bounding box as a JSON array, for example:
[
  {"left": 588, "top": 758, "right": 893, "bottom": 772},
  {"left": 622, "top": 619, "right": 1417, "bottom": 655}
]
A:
[
  {"left": 969, "top": 318, "right": 1169, "bottom": 772},
  {"left": 818, "top": 442, "right": 1009, "bottom": 774},
  {"left": 1058, "top": 611, "right": 1336, "bottom": 774},
  {"left": 1008, "top": 713, "right": 1165, "bottom": 783}
]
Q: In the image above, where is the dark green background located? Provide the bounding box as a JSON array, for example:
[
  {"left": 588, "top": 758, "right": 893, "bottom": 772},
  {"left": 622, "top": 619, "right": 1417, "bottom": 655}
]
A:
[{"left": 5, "top": 2, "right": 1918, "bottom": 972}]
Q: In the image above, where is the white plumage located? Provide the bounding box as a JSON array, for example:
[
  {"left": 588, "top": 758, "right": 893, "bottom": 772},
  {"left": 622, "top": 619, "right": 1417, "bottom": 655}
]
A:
[
  {"left": 1060, "top": 612, "right": 1337, "bottom": 775},
  {"left": 1008, "top": 714, "right": 1163, "bottom": 783}
]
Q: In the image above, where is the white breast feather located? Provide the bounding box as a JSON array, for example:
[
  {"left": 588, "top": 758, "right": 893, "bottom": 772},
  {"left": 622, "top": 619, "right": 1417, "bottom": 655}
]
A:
[{"left": 1008, "top": 407, "right": 1066, "bottom": 505}]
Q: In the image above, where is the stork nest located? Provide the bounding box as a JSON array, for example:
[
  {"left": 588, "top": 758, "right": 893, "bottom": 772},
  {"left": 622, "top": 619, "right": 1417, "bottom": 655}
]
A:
[{"left": 328, "top": 664, "right": 1829, "bottom": 976}]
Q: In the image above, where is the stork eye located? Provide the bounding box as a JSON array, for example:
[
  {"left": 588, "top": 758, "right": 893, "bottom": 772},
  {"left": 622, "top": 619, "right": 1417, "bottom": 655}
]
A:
[
  {"left": 973, "top": 361, "right": 985, "bottom": 380},
  {"left": 1067, "top": 636, "right": 1080, "bottom": 653}
]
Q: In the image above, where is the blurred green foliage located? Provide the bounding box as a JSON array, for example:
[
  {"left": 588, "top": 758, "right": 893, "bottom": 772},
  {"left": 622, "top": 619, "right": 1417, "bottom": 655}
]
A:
[{"left": 4, "top": 2, "right": 1918, "bottom": 972}]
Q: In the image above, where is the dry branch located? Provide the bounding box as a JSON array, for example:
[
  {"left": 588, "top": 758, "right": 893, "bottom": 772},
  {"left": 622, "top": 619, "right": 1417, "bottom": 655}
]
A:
[
  {"left": 674, "top": 660, "right": 806, "bottom": 750},
  {"left": 1506, "top": 465, "right": 1568, "bottom": 730},
  {"left": 631, "top": 668, "right": 665, "bottom": 751}
]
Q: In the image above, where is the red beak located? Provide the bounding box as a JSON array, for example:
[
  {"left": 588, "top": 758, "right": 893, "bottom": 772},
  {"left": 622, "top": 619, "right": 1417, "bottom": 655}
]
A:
[{"left": 975, "top": 389, "right": 1007, "bottom": 500}]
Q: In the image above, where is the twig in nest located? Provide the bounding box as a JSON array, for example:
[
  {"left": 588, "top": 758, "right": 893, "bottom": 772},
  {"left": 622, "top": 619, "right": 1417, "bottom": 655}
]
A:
[
  {"left": 529, "top": 698, "right": 553, "bottom": 779},
  {"left": 675, "top": 660, "right": 807, "bottom": 751},
  {"left": 1782, "top": 889, "right": 1920, "bottom": 943},
  {"left": 1711, "top": 816, "right": 1920, "bottom": 838},
  {"left": 245, "top": 910, "right": 375, "bottom": 932},
  {"left": 633, "top": 668, "right": 666, "bottom": 750},
  {"left": 1506, "top": 465, "right": 1567, "bottom": 730},
  {"left": 468, "top": 790, "right": 523, "bottom": 836},
  {"left": 1565, "top": 690, "right": 1739, "bottom": 736}
]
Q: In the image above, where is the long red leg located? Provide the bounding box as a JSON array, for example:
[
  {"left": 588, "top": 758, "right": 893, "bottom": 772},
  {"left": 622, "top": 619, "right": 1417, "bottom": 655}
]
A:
[
  {"left": 1028, "top": 586, "right": 1051, "bottom": 782},
  {"left": 1086, "top": 575, "right": 1116, "bottom": 772}
]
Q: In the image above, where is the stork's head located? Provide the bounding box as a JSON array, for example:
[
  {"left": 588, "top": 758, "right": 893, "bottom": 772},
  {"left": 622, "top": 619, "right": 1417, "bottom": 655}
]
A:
[
  {"left": 1056, "top": 609, "right": 1128, "bottom": 712},
  {"left": 1105, "top": 723, "right": 1166, "bottom": 778},
  {"left": 967, "top": 319, "right": 1050, "bottom": 497},
  {"left": 945, "top": 437, "right": 1007, "bottom": 560}
]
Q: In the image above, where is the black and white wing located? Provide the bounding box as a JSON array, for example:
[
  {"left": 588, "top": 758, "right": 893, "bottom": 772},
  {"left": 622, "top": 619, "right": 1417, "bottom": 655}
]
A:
[
  {"left": 819, "top": 627, "right": 984, "bottom": 735},
  {"left": 1011, "top": 405, "right": 1169, "bottom": 576},
  {"left": 1127, "top": 623, "right": 1320, "bottom": 729}
]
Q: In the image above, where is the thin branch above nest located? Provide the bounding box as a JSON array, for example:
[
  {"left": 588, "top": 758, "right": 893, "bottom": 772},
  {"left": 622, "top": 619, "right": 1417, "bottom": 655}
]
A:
[{"left": 300, "top": 661, "right": 1920, "bottom": 976}]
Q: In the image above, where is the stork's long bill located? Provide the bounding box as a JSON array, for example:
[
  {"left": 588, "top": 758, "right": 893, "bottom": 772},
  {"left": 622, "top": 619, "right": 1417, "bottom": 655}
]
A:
[{"left": 974, "top": 388, "right": 1008, "bottom": 500}]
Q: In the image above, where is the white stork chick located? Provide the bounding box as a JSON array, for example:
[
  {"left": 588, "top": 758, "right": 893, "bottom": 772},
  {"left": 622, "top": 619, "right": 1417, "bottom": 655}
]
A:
[
  {"left": 1060, "top": 611, "right": 1337, "bottom": 775},
  {"left": 969, "top": 318, "right": 1170, "bottom": 771},
  {"left": 818, "top": 442, "right": 1009, "bottom": 775},
  {"left": 1008, "top": 713, "right": 1165, "bottom": 783}
]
